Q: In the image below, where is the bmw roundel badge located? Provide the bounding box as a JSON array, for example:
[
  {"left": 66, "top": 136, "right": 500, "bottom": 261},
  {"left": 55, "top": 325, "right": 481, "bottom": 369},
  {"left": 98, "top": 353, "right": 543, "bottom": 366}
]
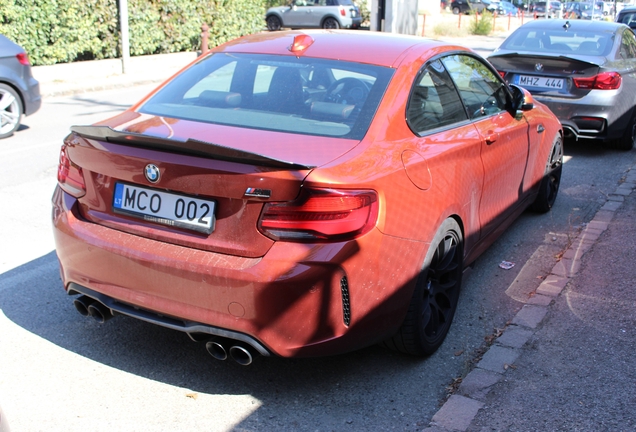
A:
[{"left": 145, "top": 164, "right": 160, "bottom": 183}]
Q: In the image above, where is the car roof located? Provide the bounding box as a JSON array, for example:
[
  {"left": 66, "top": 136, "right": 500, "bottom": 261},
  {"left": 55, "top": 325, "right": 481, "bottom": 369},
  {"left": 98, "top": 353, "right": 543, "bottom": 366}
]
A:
[
  {"left": 515, "top": 19, "right": 627, "bottom": 32},
  {"left": 212, "top": 30, "right": 453, "bottom": 68}
]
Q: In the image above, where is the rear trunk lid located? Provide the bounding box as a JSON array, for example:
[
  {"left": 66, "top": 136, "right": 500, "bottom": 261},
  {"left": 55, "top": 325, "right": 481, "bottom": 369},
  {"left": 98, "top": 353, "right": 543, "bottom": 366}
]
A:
[
  {"left": 66, "top": 113, "right": 361, "bottom": 258},
  {"left": 489, "top": 53, "right": 604, "bottom": 98}
]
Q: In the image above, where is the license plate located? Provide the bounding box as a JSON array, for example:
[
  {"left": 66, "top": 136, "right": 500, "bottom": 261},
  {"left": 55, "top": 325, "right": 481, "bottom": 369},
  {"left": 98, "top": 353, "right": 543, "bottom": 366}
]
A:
[
  {"left": 517, "top": 75, "right": 564, "bottom": 89},
  {"left": 113, "top": 183, "right": 215, "bottom": 234}
]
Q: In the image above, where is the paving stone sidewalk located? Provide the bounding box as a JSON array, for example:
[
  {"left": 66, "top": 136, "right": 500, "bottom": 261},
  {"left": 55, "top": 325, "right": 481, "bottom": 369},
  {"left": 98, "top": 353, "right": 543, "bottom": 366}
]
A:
[{"left": 426, "top": 168, "right": 636, "bottom": 431}]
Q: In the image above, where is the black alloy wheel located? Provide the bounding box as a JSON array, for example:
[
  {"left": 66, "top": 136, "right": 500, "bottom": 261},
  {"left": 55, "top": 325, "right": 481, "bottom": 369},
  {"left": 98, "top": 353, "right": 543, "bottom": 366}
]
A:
[
  {"left": 266, "top": 15, "right": 282, "bottom": 31},
  {"left": 531, "top": 133, "right": 563, "bottom": 213},
  {"left": 381, "top": 218, "right": 463, "bottom": 356}
]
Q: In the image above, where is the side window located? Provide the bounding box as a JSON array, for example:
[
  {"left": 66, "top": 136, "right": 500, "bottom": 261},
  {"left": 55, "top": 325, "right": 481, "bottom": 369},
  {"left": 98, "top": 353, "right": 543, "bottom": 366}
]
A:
[
  {"left": 441, "top": 54, "right": 506, "bottom": 120},
  {"left": 406, "top": 59, "right": 468, "bottom": 134},
  {"left": 620, "top": 30, "right": 636, "bottom": 59}
]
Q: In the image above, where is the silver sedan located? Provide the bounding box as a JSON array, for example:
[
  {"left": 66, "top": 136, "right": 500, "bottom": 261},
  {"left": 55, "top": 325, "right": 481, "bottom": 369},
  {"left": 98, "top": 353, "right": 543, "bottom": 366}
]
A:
[{"left": 488, "top": 19, "right": 636, "bottom": 150}]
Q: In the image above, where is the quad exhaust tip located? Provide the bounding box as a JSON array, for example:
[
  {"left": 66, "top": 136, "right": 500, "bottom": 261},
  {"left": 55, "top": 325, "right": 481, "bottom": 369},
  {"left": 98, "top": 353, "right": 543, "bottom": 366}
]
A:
[
  {"left": 229, "top": 344, "right": 253, "bottom": 366},
  {"left": 73, "top": 295, "right": 113, "bottom": 323},
  {"left": 205, "top": 340, "right": 228, "bottom": 361},
  {"left": 205, "top": 339, "right": 255, "bottom": 366},
  {"left": 72, "top": 294, "right": 258, "bottom": 365}
]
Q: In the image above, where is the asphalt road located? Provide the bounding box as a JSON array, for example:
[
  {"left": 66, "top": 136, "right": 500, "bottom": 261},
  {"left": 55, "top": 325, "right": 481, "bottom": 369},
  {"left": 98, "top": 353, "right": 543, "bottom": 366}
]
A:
[{"left": 1, "top": 83, "right": 635, "bottom": 431}]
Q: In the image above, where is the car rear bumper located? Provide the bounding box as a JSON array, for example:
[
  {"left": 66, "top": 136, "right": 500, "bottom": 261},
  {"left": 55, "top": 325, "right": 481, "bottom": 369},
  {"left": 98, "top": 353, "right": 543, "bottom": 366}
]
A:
[
  {"left": 346, "top": 17, "right": 362, "bottom": 28},
  {"left": 534, "top": 90, "right": 632, "bottom": 141},
  {"left": 52, "top": 186, "right": 424, "bottom": 358},
  {"left": 23, "top": 76, "right": 41, "bottom": 116}
]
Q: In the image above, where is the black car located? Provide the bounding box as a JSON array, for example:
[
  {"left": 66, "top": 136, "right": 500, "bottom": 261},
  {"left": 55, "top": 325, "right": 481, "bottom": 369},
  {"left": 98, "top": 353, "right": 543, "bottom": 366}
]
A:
[
  {"left": 0, "top": 34, "right": 41, "bottom": 139},
  {"left": 616, "top": 5, "right": 636, "bottom": 29},
  {"left": 450, "top": 0, "right": 487, "bottom": 14},
  {"left": 489, "top": 20, "right": 636, "bottom": 150}
]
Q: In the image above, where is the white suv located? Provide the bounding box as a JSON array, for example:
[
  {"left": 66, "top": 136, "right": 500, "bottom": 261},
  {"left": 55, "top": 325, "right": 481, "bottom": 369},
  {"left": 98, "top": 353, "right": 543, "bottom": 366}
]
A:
[{"left": 266, "top": 0, "right": 362, "bottom": 31}]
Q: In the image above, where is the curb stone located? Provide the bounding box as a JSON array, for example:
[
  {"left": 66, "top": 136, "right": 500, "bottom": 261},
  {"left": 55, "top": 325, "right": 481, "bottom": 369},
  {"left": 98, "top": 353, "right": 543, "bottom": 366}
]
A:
[{"left": 426, "top": 165, "right": 636, "bottom": 431}]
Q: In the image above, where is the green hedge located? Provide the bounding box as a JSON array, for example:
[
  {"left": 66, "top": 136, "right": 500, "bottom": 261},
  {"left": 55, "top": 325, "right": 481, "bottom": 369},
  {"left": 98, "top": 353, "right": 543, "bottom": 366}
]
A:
[{"left": 0, "top": 0, "right": 266, "bottom": 65}]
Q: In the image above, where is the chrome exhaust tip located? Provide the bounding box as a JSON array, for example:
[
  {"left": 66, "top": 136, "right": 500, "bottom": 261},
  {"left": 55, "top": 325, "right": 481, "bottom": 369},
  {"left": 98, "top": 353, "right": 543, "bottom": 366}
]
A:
[
  {"left": 73, "top": 295, "right": 95, "bottom": 316},
  {"left": 87, "top": 301, "right": 114, "bottom": 323},
  {"left": 229, "top": 344, "right": 253, "bottom": 366},
  {"left": 205, "top": 340, "right": 228, "bottom": 361}
]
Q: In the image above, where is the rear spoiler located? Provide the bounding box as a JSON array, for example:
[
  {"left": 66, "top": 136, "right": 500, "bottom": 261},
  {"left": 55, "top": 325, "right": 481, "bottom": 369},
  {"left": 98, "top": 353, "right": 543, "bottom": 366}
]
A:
[
  {"left": 489, "top": 52, "right": 604, "bottom": 67},
  {"left": 70, "top": 125, "right": 314, "bottom": 170}
]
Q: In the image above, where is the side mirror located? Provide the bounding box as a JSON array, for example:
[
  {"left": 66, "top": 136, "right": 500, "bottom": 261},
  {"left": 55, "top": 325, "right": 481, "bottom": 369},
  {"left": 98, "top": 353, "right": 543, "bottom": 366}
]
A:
[{"left": 510, "top": 84, "right": 534, "bottom": 112}]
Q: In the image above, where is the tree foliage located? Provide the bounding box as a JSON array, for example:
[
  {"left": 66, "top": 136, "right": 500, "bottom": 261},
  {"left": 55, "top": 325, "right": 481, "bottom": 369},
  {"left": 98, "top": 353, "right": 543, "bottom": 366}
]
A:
[{"left": 0, "top": 0, "right": 266, "bottom": 65}]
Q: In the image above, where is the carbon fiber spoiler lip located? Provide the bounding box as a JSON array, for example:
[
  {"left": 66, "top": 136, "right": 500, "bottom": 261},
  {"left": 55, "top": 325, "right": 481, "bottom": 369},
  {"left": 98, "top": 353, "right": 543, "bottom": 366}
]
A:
[
  {"left": 70, "top": 125, "right": 315, "bottom": 170},
  {"left": 488, "top": 51, "right": 604, "bottom": 67}
]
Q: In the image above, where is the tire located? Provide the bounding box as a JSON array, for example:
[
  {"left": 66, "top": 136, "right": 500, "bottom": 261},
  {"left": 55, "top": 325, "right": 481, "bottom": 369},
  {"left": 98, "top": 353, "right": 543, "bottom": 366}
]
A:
[
  {"left": 0, "top": 83, "right": 23, "bottom": 139},
  {"left": 381, "top": 218, "right": 463, "bottom": 356},
  {"left": 605, "top": 111, "right": 636, "bottom": 151},
  {"left": 530, "top": 133, "right": 563, "bottom": 213},
  {"left": 452, "top": 6, "right": 460, "bottom": 14},
  {"left": 322, "top": 17, "right": 340, "bottom": 29},
  {"left": 266, "top": 15, "right": 282, "bottom": 31}
]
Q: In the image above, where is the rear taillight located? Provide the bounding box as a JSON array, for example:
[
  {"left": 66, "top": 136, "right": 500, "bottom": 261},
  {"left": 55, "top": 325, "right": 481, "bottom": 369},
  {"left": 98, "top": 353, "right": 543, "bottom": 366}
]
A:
[
  {"left": 16, "top": 52, "right": 30, "bottom": 66},
  {"left": 339, "top": 6, "right": 346, "bottom": 16},
  {"left": 573, "top": 71, "right": 621, "bottom": 90},
  {"left": 57, "top": 145, "right": 86, "bottom": 198},
  {"left": 258, "top": 188, "right": 379, "bottom": 242},
  {"left": 497, "top": 70, "right": 506, "bottom": 79}
]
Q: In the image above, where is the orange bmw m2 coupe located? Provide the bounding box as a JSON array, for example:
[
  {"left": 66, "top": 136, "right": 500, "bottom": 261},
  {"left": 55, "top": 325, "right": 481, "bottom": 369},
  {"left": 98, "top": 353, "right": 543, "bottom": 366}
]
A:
[{"left": 52, "top": 31, "right": 562, "bottom": 364}]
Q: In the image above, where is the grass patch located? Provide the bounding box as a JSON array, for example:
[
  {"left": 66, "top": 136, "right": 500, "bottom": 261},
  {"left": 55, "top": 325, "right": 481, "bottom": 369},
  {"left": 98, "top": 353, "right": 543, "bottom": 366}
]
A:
[
  {"left": 432, "top": 22, "right": 469, "bottom": 37},
  {"left": 469, "top": 11, "right": 493, "bottom": 35}
]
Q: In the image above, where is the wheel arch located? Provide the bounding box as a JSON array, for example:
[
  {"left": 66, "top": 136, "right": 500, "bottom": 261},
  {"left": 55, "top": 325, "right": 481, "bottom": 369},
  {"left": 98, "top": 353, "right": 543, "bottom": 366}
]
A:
[
  {"left": 320, "top": 14, "right": 343, "bottom": 27},
  {"left": 265, "top": 12, "right": 284, "bottom": 22},
  {"left": 0, "top": 79, "right": 26, "bottom": 115}
]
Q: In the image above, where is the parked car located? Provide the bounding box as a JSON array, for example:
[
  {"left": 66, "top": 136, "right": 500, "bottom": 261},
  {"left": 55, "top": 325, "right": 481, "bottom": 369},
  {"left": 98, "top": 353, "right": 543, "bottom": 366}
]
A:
[
  {"left": 489, "top": 20, "right": 636, "bottom": 150},
  {"left": 493, "top": 0, "right": 519, "bottom": 16},
  {"left": 0, "top": 34, "right": 41, "bottom": 139},
  {"left": 266, "top": 0, "right": 361, "bottom": 31},
  {"left": 52, "top": 30, "right": 562, "bottom": 363},
  {"left": 450, "top": 0, "right": 487, "bottom": 14},
  {"left": 616, "top": 5, "right": 636, "bottom": 28},
  {"left": 533, "top": 1, "right": 562, "bottom": 17},
  {"left": 565, "top": 1, "right": 601, "bottom": 19},
  {"left": 562, "top": 1, "right": 576, "bottom": 14}
]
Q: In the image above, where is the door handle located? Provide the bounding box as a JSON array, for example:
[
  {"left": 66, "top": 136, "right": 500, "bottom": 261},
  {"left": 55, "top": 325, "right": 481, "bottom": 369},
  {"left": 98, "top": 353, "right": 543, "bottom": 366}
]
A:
[{"left": 485, "top": 132, "right": 499, "bottom": 145}]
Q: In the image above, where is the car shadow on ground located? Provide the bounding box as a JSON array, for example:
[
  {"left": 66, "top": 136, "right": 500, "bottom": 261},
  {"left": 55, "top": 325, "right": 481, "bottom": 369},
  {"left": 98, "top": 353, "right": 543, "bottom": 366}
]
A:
[{"left": 0, "top": 251, "right": 467, "bottom": 429}]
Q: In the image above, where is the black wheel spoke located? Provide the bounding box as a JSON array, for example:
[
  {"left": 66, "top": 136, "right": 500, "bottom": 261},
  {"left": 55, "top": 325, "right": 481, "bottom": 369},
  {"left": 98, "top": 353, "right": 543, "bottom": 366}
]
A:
[{"left": 421, "top": 231, "right": 461, "bottom": 340}]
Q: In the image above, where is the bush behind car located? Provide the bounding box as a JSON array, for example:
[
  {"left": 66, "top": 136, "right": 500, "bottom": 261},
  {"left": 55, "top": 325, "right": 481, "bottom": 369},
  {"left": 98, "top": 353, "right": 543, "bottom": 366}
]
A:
[{"left": 0, "top": 0, "right": 265, "bottom": 66}]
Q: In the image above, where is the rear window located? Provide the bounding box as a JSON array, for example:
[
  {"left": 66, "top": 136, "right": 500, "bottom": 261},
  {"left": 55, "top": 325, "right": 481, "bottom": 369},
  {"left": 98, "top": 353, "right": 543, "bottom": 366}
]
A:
[
  {"left": 500, "top": 29, "right": 615, "bottom": 55},
  {"left": 139, "top": 53, "right": 392, "bottom": 140}
]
